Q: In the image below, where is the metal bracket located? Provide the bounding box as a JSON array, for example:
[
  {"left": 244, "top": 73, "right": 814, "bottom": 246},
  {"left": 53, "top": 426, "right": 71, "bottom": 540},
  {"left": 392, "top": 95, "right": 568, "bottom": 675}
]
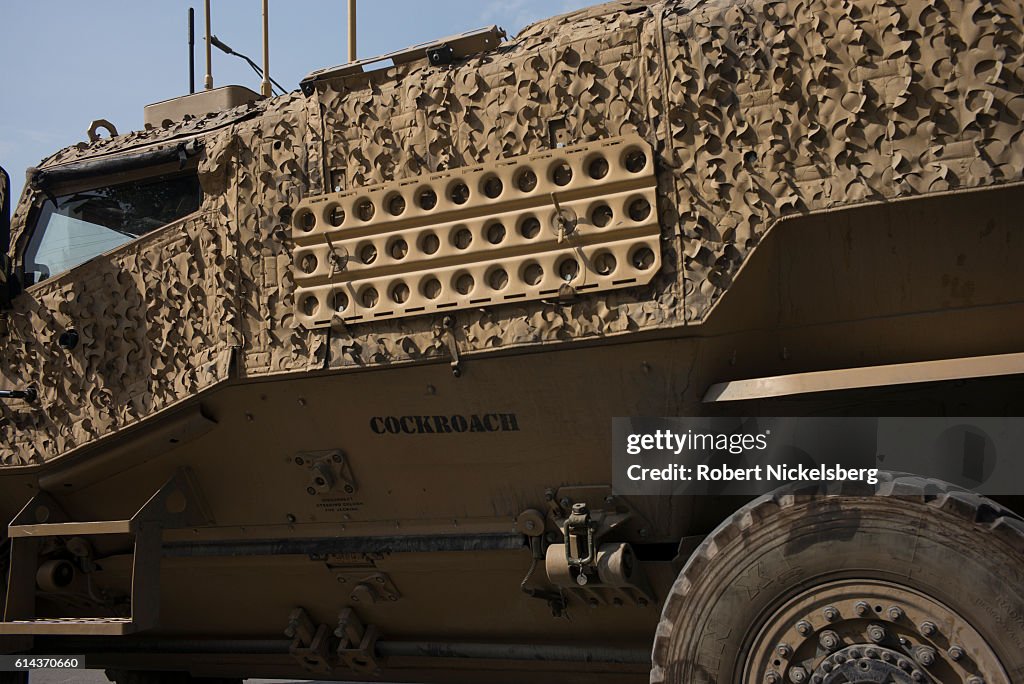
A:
[
  {"left": 433, "top": 315, "right": 462, "bottom": 377},
  {"left": 294, "top": 450, "right": 357, "bottom": 496},
  {"left": 426, "top": 43, "right": 454, "bottom": 66},
  {"left": 540, "top": 485, "right": 657, "bottom": 608},
  {"left": 564, "top": 503, "right": 597, "bottom": 572},
  {"left": 300, "top": 26, "right": 505, "bottom": 92},
  {"left": 335, "top": 607, "right": 381, "bottom": 674},
  {"left": 286, "top": 606, "right": 383, "bottom": 675},
  {"left": 334, "top": 569, "right": 401, "bottom": 605},
  {"left": 286, "top": 607, "right": 333, "bottom": 674}
]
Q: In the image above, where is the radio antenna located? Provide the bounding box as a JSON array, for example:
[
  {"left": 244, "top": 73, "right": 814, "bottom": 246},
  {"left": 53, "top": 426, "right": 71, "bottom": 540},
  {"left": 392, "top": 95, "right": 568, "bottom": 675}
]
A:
[
  {"left": 188, "top": 8, "right": 196, "bottom": 94},
  {"left": 348, "top": 0, "right": 357, "bottom": 62},
  {"left": 204, "top": 0, "right": 213, "bottom": 90}
]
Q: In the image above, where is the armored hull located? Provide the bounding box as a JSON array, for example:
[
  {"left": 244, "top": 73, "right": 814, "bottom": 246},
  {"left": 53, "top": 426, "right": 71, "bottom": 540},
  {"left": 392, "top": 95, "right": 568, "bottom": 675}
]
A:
[{"left": 2, "top": 0, "right": 1024, "bottom": 682}]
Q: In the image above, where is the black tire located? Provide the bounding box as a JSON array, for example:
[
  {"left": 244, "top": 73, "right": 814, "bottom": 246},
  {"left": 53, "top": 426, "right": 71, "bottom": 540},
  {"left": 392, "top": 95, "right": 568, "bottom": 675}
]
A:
[{"left": 651, "top": 473, "right": 1024, "bottom": 683}]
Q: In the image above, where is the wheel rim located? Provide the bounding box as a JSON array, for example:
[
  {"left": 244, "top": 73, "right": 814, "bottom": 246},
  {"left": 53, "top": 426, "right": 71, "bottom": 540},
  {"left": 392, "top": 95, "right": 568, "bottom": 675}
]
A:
[{"left": 742, "top": 578, "right": 1009, "bottom": 683}]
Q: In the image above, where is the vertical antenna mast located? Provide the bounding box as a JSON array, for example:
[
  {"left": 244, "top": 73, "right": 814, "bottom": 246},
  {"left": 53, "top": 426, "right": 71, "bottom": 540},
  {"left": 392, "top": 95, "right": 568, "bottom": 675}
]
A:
[
  {"left": 261, "top": 0, "right": 272, "bottom": 97},
  {"left": 204, "top": 0, "right": 213, "bottom": 90},
  {"left": 348, "top": 0, "right": 357, "bottom": 63},
  {"left": 188, "top": 8, "right": 196, "bottom": 94}
]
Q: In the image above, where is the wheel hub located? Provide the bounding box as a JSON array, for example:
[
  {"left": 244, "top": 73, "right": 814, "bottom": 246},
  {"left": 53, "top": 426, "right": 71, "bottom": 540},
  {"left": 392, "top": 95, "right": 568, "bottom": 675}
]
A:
[
  {"left": 744, "top": 579, "right": 1006, "bottom": 684},
  {"left": 815, "top": 645, "right": 924, "bottom": 683}
]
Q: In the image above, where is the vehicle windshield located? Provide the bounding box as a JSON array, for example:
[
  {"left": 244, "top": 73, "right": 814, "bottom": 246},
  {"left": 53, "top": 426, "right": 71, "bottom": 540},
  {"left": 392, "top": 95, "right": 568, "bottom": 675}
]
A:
[{"left": 23, "top": 171, "right": 202, "bottom": 283}]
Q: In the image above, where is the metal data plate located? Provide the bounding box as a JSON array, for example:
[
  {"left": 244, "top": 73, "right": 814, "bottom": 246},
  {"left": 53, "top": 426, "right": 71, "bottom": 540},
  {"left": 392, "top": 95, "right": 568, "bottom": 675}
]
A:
[{"left": 290, "top": 135, "right": 661, "bottom": 328}]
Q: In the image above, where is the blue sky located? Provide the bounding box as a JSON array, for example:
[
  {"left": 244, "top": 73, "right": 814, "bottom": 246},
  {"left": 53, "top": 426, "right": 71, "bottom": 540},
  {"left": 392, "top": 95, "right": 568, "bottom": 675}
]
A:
[{"left": 1, "top": 0, "right": 595, "bottom": 204}]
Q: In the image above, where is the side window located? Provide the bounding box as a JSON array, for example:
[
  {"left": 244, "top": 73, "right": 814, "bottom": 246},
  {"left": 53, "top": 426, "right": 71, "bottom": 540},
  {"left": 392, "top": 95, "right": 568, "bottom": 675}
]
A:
[{"left": 23, "top": 171, "right": 202, "bottom": 284}]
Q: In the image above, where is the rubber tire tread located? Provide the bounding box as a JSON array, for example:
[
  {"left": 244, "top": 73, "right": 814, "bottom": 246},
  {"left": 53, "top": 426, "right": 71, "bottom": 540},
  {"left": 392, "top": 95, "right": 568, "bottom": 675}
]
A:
[{"left": 650, "top": 472, "right": 1024, "bottom": 683}]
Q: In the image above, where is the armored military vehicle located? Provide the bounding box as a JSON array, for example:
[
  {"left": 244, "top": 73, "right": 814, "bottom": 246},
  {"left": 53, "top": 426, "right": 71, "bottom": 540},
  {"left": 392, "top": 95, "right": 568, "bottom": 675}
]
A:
[{"left": 2, "top": 0, "right": 1024, "bottom": 682}]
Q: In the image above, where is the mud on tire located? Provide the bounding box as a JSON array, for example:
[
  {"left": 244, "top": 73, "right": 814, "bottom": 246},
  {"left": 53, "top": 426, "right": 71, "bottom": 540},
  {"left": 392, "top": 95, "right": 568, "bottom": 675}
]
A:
[{"left": 650, "top": 473, "right": 1024, "bottom": 683}]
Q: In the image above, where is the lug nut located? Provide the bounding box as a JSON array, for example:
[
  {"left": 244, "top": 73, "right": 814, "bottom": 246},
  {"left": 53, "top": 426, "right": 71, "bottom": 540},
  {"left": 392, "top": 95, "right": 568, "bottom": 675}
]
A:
[
  {"left": 867, "top": 624, "right": 886, "bottom": 643},
  {"left": 823, "top": 605, "right": 839, "bottom": 621},
  {"left": 776, "top": 644, "right": 793, "bottom": 658},
  {"left": 764, "top": 671, "right": 781, "bottom": 683},
  {"left": 819, "top": 630, "right": 840, "bottom": 651},
  {"left": 789, "top": 666, "right": 808, "bottom": 683},
  {"left": 948, "top": 645, "right": 964, "bottom": 661},
  {"left": 911, "top": 671, "right": 926, "bottom": 682},
  {"left": 796, "top": 620, "right": 813, "bottom": 636},
  {"left": 854, "top": 601, "right": 871, "bottom": 616},
  {"left": 897, "top": 658, "right": 912, "bottom": 672},
  {"left": 888, "top": 606, "right": 904, "bottom": 621},
  {"left": 967, "top": 678, "right": 984, "bottom": 684},
  {"left": 919, "top": 620, "right": 937, "bottom": 637},
  {"left": 914, "top": 646, "right": 936, "bottom": 667}
]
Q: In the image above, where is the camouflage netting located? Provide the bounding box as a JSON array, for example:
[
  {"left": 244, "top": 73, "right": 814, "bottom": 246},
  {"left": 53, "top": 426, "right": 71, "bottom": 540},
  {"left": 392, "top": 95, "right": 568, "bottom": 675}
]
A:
[{"left": 2, "top": 0, "right": 1023, "bottom": 463}]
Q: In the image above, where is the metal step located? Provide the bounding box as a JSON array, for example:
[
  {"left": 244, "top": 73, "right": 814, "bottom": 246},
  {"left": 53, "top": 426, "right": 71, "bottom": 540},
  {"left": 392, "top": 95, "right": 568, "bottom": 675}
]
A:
[
  {"left": 0, "top": 617, "right": 133, "bottom": 636},
  {"left": 1, "top": 469, "right": 209, "bottom": 637}
]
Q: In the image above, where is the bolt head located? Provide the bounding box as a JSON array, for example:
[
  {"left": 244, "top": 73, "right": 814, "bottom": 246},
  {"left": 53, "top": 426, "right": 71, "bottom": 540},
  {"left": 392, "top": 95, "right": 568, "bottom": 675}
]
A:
[
  {"left": 914, "top": 646, "right": 936, "bottom": 667},
  {"left": 789, "top": 666, "right": 808, "bottom": 683},
  {"left": 764, "top": 672, "right": 781, "bottom": 684},
  {"left": 572, "top": 502, "right": 588, "bottom": 514},
  {"left": 867, "top": 624, "right": 886, "bottom": 643},
  {"left": 854, "top": 601, "right": 870, "bottom": 616},
  {"left": 796, "top": 620, "right": 813, "bottom": 636},
  {"left": 823, "top": 605, "right": 839, "bottom": 621},
  {"left": 888, "top": 606, "right": 904, "bottom": 621},
  {"left": 776, "top": 644, "right": 793, "bottom": 658},
  {"left": 948, "top": 645, "right": 964, "bottom": 661},
  {"left": 911, "top": 671, "right": 926, "bottom": 682},
  {"left": 559, "top": 497, "right": 572, "bottom": 509},
  {"left": 967, "top": 678, "right": 984, "bottom": 684},
  {"left": 819, "top": 630, "right": 840, "bottom": 651},
  {"left": 919, "top": 620, "right": 937, "bottom": 637}
]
